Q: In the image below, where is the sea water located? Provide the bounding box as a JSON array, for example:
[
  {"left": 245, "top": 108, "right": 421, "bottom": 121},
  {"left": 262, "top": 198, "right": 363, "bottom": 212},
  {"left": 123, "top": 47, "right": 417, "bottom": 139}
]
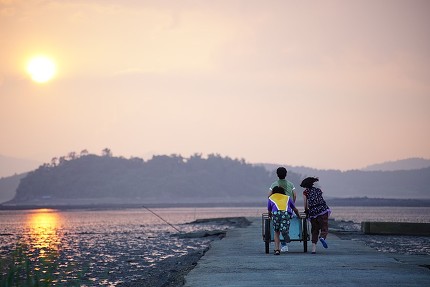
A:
[
  {"left": 0, "top": 206, "right": 429, "bottom": 285},
  {"left": 1, "top": 206, "right": 429, "bottom": 253}
]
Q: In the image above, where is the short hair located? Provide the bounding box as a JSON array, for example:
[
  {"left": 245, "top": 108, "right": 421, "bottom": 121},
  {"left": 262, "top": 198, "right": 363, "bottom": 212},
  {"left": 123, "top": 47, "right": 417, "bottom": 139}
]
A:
[
  {"left": 272, "top": 186, "right": 286, "bottom": 195},
  {"left": 276, "top": 167, "right": 287, "bottom": 179}
]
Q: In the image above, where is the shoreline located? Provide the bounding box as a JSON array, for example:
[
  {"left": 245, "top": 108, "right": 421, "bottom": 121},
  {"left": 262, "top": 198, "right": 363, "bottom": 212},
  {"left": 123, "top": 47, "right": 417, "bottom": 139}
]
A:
[{"left": 2, "top": 197, "right": 430, "bottom": 211}]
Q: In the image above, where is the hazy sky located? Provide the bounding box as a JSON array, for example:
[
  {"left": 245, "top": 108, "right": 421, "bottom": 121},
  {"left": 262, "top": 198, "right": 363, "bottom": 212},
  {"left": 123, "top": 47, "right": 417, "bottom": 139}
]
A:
[{"left": 1, "top": 0, "right": 429, "bottom": 171}]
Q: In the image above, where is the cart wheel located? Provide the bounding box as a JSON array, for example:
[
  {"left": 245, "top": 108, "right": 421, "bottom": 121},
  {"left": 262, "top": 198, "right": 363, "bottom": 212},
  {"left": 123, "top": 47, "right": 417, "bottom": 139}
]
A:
[
  {"left": 302, "top": 218, "right": 308, "bottom": 253},
  {"left": 264, "top": 218, "right": 271, "bottom": 254}
]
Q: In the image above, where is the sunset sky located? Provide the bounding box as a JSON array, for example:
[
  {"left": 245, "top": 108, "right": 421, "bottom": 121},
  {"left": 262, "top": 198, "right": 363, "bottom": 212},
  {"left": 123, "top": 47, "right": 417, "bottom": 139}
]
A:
[{"left": 1, "top": 0, "right": 429, "bottom": 171}]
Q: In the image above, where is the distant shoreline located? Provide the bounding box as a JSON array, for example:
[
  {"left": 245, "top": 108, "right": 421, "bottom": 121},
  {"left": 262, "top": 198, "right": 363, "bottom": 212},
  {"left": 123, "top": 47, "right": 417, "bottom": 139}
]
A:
[{"left": 1, "top": 197, "right": 430, "bottom": 210}]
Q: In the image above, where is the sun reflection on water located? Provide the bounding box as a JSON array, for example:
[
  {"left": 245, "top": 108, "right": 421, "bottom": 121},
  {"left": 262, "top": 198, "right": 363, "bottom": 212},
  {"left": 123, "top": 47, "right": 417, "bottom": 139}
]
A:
[{"left": 26, "top": 209, "right": 62, "bottom": 256}]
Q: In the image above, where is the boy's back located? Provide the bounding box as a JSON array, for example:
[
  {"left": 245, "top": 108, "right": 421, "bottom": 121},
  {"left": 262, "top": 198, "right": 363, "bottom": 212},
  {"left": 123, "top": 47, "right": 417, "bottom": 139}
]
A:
[{"left": 274, "top": 179, "right": 295, "bottom": 198}]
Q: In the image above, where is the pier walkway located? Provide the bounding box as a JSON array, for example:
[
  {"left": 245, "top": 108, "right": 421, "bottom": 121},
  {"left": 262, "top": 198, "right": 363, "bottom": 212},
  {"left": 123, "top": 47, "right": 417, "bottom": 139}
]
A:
[{"left": 184, "top": 217, "right": 429, "bottom": 287}]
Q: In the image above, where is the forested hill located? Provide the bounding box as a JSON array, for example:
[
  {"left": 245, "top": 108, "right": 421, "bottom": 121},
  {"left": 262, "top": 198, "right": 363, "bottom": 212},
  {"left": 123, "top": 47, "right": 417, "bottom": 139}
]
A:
[
  {"left": 8, "top": 154, "right": 299, "bottom": 205},
  {"left": 4, "top": 154, "right": 430, "bottom": 207}
]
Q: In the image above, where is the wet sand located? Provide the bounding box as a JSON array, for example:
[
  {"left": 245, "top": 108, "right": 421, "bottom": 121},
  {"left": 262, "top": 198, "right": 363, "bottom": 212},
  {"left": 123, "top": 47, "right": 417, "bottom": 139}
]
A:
[{"left": 121, "top": 217, "right": 252, "bottom": 287}]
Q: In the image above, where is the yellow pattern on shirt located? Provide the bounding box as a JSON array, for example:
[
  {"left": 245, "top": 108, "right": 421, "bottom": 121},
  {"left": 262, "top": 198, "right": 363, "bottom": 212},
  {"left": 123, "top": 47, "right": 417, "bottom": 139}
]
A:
[{"left": 269, "top": 193, "right": 290, "bottom": 211}]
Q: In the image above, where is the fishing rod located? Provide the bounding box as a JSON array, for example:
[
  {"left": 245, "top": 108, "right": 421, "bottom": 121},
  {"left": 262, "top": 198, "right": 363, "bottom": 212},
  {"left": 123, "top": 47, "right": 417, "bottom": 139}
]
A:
[{"left": 142, "top": 205, "right": 181, "bottom": 233}]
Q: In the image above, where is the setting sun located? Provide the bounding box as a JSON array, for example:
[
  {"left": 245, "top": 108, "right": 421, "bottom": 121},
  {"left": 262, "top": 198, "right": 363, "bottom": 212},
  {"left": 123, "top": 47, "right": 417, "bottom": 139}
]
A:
[{"left": 27, "top": 56, "right": 57, "bottom": 83}]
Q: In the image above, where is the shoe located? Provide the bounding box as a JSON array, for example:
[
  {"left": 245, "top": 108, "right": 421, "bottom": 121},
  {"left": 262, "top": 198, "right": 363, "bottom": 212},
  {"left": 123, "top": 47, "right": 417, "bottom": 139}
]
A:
[
  {"left": 319, "top": 237, "right": 328, "bottom": 249},
  {"left": 311, "top": 251, "right": 316, "bottom": 254},
  {"left": 274, "top": 250, "right": 280, "bottom": 255},
  {"left": 281, "top": 245, "right": 288, "bottom": 252}
]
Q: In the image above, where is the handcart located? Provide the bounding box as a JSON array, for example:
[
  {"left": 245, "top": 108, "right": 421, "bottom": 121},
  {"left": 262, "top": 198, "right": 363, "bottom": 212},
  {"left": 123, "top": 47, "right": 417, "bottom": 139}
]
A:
[{"left": 262, "top": 212, "right": 310, "bottom": 253}]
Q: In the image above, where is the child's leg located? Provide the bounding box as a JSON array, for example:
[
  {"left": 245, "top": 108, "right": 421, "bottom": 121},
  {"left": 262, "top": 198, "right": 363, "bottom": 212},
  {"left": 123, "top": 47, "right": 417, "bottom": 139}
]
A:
[
  {"left": 319, "top": 213, "right": 329, "bottom": 239},
  {"left": 274, "top": 231, "right": 281, "bottom": 251},
  {"left": 272, "top": 212, "right": 281, "bottom": 251},
  {"left": 310, "top": 217, "right": 319, "bottom": 244},
  {"left": 314, "top": 214, "right": 328, "bottom": 249},
  {"left": 280, "top": 217, "right": 291, "bottom": 243},
  {"left": 311, "top": 243, "right": 317, "bottom": 253}
]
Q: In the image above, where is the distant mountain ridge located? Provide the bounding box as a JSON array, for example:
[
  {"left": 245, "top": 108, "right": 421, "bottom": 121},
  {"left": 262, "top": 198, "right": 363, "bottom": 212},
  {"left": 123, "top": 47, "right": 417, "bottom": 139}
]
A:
[
  {"left": 0, "top": 173, "right": 27, "bottom": 203},
  {"left": 259, "top": 159, "right": 430, "bottom": 199},
  {"left": 260, "top": 157, "right": 430, "bottom": 173},
  {"left": 362, "top": 157, "right": 430, "bottom": 171}
]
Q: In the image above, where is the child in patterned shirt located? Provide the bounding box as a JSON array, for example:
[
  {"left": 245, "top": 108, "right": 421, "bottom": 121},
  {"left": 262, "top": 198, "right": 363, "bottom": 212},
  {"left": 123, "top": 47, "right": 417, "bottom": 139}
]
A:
[{"left": 301, "top": 177, "right": 331, "bottom": 254}]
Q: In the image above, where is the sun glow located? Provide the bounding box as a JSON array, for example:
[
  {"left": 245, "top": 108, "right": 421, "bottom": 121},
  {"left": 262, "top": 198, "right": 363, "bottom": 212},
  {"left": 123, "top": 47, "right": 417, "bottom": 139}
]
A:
[{"left": 27, "top": 56, "right": 57, "bottom": 83}]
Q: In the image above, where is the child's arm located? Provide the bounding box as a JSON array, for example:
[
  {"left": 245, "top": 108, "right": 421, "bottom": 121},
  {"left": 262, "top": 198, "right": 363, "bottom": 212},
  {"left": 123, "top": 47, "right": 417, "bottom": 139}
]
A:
[
  {"left": 303, "top": 191, "right": 309, "bottom": 216},
  {"left": 267, "top": 200, "right": 272, "bottom": 218},
  {"left": 289, "top": 199, "right": 301, "bottom": 218},
  {"left": 292, "top": 206, "right": 301, "bottom": 218}
]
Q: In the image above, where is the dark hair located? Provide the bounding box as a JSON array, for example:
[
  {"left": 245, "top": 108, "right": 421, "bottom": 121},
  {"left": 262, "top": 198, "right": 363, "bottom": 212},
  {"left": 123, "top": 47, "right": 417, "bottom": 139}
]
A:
[
  {"left": 300, "top": 177, "right": 319, "bottom": 188},
  {"left": 276, "top": 167, "right": 287, "bottom": 179},
  {"left": 272, "top": 186, "right": 286, "bottom": 195}
]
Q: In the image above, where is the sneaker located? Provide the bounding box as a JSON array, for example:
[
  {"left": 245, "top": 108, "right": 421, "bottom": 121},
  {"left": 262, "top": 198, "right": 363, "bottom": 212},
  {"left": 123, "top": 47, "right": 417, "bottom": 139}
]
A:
[
  {"left": 274, "top": 250, "right": 280, "bottom": 255},
  {"left": 281, "top": 245, "right": 289, "bottom": 252},
  {"left": 319, "top": 237, "right": 328, "bottom": 249}
]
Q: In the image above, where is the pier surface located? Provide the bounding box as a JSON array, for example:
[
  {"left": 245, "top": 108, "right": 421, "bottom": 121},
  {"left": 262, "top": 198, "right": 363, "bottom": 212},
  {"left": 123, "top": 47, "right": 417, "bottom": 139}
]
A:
[{"left": 184, "top": 217, "right": 429, "bottom": 287}]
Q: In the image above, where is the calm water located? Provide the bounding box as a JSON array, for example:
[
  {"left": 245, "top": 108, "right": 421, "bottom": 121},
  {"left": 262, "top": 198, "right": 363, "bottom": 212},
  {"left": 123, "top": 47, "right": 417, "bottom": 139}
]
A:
[
  {"left": 1, "top": 206, "right": 429, "bottom": 252},
  {"left": 0, "top": 206, "right": 429, "bottom": 285}
]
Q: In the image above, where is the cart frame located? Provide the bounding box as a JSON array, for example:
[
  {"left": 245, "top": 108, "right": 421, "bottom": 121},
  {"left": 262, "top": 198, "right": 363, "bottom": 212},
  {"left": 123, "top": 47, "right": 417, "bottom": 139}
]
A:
[{"left": 262, "top": 212, "right": 310, "bottom": 253}]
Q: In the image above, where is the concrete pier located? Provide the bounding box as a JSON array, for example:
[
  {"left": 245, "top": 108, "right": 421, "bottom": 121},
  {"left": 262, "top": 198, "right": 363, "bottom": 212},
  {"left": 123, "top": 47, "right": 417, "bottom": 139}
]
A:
[
  {"left": 361, "top": 221, "right": 430, "bottom": 236},
  {"left": 184, "top": 217, "right": 429, "bottom": 287}
]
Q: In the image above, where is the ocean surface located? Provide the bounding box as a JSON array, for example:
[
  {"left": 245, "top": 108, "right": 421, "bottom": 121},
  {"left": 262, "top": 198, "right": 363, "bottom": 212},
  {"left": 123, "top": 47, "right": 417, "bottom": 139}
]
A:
[{"left": 1, "top": 206, "right": 429, "bottom": 285}]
